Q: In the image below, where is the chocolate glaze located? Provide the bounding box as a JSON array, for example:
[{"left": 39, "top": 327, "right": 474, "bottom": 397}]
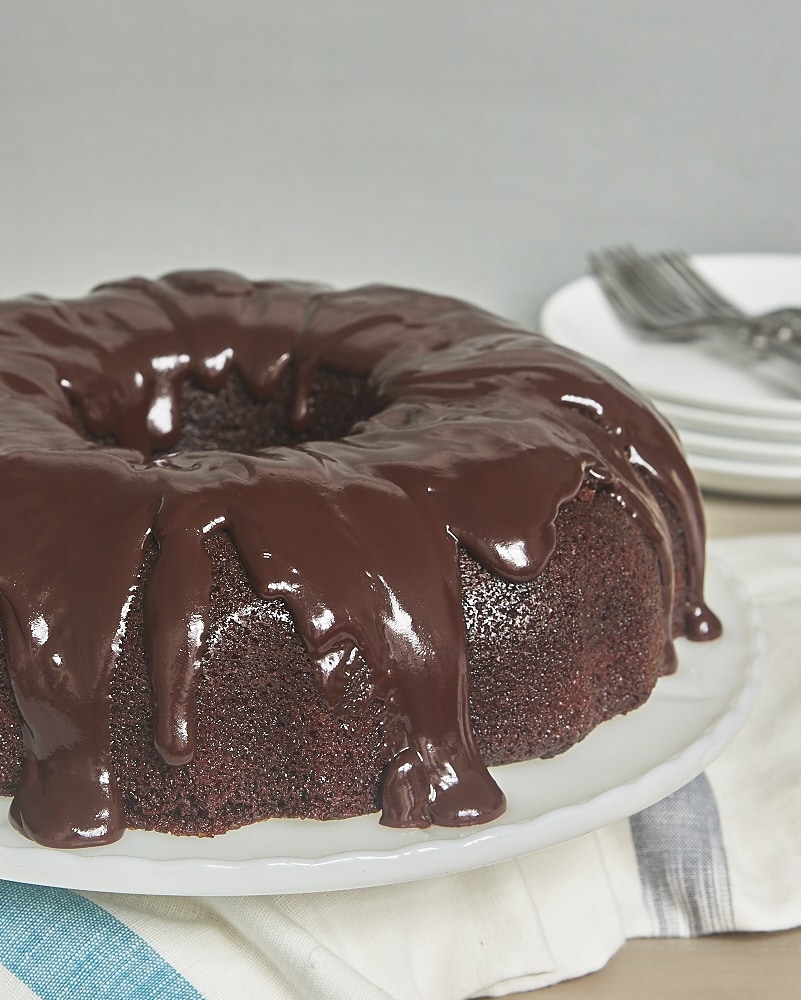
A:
[{"left": 0, "top": 271, "right": 721, "bottom": 848}]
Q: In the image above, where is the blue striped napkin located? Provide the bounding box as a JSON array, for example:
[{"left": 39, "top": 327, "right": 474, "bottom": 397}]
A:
[{"left": 1, "top": 534, "right": 799, "bottom": 1000}]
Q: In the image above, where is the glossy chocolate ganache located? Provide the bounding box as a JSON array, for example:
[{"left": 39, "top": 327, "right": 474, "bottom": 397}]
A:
[{"left": 0, "top": 271, "right": 721, "bottom": 849}]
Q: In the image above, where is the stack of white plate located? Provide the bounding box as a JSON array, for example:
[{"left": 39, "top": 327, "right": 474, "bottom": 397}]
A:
[{"left": 540, "top": 253, "right": 801, "bottom": 499}]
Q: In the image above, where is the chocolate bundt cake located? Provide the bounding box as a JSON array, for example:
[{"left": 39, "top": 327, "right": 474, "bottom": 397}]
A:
[{"left": 0, "top": 271, "right": 721, "bottom": 849}]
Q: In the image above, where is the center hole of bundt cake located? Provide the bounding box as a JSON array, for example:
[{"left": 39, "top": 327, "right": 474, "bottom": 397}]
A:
[
  {"left": 72, "top": 366, "right": 375, "bottom": 456},
  {"left": 162, "top": 366, "right": 374, "bottom": 456}
]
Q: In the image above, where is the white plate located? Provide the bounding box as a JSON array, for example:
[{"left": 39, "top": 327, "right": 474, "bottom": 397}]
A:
[
  {"left": 0, "top": 558, "right": 762, "bottom": 896},
  {"left": 679, "top": 427, "right": 801, "bottom": 466},
  {"left": 653, "top": 397, "right": 801, "bottom": 445},
  {"left": 684, "top": 450, "right": 801, "bottom": 499},
  {"left": 540, "top": 253, "right": 801, "bottom": 419}
]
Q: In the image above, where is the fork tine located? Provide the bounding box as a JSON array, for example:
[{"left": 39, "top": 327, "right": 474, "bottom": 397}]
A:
[
  {"left": 589, "top": 250, "right": 661, "bottom": 328},
  {"left": 591, "top": 246, "right": 747, "bottom": 332},
  {"left": 590, "top": 247, "right": 689, "bottom": 328},
  {"left": 659, "top": 252, "right": 744, "bottom": 317},
  {"left": 589, "top": 249, "right": 659, "bottom": 327},
  {"left": 611, "top": 248, "right": 701, "bottom": 322},
  {"left": 628, "top": 251, "right": 716, "bottom": 321},
  {"left": 622, "top": 248, "right": 736, "bottom": 319}
]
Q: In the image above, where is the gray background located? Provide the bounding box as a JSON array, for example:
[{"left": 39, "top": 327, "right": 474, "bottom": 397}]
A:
[{"left": 1, "top": 1, "right": 799, "bottom": 326}]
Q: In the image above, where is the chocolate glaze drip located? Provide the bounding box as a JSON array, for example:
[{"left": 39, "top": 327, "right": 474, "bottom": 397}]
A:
[{"left": 0, "top": 272, "right": 721, "bottom": 848}]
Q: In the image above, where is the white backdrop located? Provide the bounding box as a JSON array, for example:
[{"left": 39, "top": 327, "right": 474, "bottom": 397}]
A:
[{"left": 2, "top": 1, "right": 799, "bottom": 326}]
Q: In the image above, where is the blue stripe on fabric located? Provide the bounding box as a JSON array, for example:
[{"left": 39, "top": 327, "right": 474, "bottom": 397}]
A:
[
  {"left": 629, "top": 772, "right": 735, "bottom": 937},
  {"left": 0, "top": 880, "right": 204, "bottom": 1000}
]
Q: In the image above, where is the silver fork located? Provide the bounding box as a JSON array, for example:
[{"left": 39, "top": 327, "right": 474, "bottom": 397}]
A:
[{"left": 589, "top": 247, "right": 801, "bottom": 367}]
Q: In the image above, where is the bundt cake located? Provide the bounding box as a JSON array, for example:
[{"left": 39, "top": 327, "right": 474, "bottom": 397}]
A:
[{"left": 0, "top": 271, "right": 721, "bottom": 849}]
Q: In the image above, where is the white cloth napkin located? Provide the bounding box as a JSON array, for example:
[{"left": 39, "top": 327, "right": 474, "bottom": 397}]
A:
[{"left": 1, "top": 534, "right": 799, "bottom": 1000}]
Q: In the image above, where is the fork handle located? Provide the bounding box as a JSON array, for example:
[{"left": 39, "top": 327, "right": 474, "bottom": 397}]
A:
[
  {"left": 679, "top": 309, "right": 801, "bottom": 368},
  {"left": 662, "top": 310, "right": 801, "bottom": 373},
  {"left": 753, "top": 309, "right": 801, "bottom": 366}
]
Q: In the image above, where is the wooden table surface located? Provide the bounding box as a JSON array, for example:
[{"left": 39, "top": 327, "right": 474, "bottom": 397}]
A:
[{"left": 515, "top": 490, "right": 801, "bottom": 1000}]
